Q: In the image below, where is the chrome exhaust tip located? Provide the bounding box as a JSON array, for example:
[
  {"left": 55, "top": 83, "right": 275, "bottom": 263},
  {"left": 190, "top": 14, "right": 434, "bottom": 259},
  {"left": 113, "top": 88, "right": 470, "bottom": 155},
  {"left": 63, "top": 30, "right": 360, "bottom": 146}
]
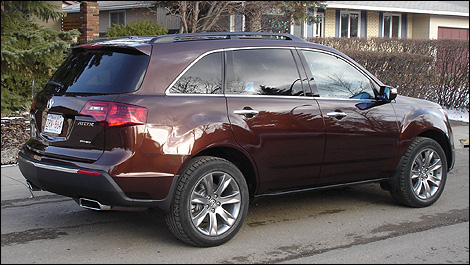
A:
[
  {"left": 26, "top": 180, "right": 41, "bottom": 191},
  {"left": 79, "top": 198, "right": 111, "bottom": 211}
]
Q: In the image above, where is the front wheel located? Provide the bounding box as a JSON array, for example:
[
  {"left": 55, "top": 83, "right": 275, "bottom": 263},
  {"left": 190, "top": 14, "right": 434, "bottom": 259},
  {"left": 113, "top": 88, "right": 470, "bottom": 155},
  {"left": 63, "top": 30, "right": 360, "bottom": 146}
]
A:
[
  {"left": 165, "top": 156, "right": 249, "bottom": 247},
  {"left": 390, "top": 137, "right": 447, "bottom": 208}
]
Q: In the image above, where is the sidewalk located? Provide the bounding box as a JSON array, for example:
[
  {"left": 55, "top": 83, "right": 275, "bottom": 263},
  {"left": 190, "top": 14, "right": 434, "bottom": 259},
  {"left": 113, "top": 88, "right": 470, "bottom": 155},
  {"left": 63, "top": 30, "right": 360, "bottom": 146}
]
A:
[
  {"left": 450, "top": 120, "right": 469, "bottom": 149},
  {"left": 2, "top": 122, "right": 468, "bottom": 202}
]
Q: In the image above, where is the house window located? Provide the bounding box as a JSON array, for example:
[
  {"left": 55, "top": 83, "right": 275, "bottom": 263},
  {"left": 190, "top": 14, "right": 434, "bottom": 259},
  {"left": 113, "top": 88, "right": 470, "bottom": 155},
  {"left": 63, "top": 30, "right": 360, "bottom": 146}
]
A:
[
  {"left": 315, "top": 13, "right": 324, "bottom": 37},
  {"left": 383, "top": 13, "right": 401, "bottom": 38},
  {"left": 230, "top": 13, "right": 245, "bottom": 32},
  {"left": 307, "top": 10, "right": 324, "bottom": 38},
  {"left": 340, "top": 11, "right": 360, "bottom": 38},
  {"left": 110, "top": 11, "right": 126, "bottom": 26}
]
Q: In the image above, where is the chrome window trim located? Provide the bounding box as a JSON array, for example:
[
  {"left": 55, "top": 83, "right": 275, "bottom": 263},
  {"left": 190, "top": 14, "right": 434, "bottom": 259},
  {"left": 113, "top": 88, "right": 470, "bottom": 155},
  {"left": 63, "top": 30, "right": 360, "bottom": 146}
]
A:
[
  {"left": 166, "top": 94, "right": 374, "bottom": 101},
  {"left": 224, "top": 94, "right": 314, "bottom": 100},
  {"left": 313, "top": 97, "right": 375, "bottom": 102},
  {"left": 165, "top": 93, "right": 226, "bottom": 97}
]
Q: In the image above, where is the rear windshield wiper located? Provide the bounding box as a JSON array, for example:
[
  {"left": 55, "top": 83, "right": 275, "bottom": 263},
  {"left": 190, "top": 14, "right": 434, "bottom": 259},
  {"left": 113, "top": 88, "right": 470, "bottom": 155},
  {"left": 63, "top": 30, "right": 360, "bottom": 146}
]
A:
[{"left": 47, "top": 81, "right": 64, "bottom": 92}]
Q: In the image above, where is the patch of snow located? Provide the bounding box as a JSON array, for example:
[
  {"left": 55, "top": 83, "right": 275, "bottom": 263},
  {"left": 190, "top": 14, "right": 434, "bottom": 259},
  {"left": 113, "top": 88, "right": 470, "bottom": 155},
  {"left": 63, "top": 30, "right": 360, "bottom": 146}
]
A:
[{"left": 445, "top": 108, "right": 469, "bottom": 123}]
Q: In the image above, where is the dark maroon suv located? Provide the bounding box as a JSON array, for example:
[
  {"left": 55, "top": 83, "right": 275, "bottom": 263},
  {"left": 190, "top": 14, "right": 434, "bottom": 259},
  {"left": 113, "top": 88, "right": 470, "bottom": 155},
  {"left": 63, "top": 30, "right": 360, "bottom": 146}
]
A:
[{"left": 18, "top": 32, "right": 455, "bottom": 247}]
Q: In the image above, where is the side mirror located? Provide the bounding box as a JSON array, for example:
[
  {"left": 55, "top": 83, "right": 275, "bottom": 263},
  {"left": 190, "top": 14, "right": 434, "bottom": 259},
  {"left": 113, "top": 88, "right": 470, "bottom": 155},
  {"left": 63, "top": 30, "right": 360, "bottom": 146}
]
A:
[{"left": 379, "top": 86, "right": 398, "bottom": 101}]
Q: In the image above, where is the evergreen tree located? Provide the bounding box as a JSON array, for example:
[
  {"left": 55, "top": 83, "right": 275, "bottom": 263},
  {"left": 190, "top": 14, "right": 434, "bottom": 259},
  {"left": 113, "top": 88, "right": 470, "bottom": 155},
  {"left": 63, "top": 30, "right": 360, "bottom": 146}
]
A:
[
  {"left": 1, "top": 1, "right": 80, "bottom": 114},
  {"left": 105, "top": 19, "right": 168, "bottom": 37}
]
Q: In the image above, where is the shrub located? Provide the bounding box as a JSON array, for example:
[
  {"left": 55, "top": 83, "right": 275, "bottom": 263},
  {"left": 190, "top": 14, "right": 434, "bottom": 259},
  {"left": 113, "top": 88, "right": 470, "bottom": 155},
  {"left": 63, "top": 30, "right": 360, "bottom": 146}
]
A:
[
  {"left": 344, "top": 50, "right": 436, "bottom": 100},
  {"left": 308, "top": 37, "right": 469, "bottom": 110},
  {"left": 105, "top": 19, "right": 168, "bottom": 37}
]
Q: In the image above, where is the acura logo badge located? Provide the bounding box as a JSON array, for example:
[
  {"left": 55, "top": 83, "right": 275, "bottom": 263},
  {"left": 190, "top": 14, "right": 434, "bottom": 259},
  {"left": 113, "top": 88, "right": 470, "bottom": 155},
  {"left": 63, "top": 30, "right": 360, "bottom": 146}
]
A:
[{"left": 46, "top": 98, "right": 54, "bottom": 110}]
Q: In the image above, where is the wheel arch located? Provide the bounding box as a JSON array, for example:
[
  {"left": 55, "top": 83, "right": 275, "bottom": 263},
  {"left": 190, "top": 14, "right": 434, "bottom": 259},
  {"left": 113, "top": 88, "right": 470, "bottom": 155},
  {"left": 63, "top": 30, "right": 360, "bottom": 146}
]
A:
[
  {"left": 192, "top": 146, "right": 258, "bottom": 197},
  {"left": 418, "top": 129, "right": 453, "bottom": 171},
  {"left": 398, "top": 109, "right": 455, "bottom": 172}
]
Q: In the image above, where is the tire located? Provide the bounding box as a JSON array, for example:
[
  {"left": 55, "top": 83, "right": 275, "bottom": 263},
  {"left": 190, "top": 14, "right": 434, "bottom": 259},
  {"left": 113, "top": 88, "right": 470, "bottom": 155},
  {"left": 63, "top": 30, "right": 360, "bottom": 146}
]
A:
[
  {"left": 165, "top": 156, "right": 249, "bottom": 247},
  {"left": 390, "top": 137, "right": 447, "bottom": 208}
]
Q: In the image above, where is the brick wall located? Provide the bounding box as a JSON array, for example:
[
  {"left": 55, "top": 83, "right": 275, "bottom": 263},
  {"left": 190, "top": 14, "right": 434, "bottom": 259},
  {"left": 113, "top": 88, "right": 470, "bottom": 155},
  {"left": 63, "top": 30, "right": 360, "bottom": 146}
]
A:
[
  {"left": 324, "top": 9, "right": 336, "bottom": 37},
  {"left": 78, "top": 1, "right": 99, "bottom": 44},
  {"left": 367, "top": 11, "right": 380, "bottom": 38},
  {"left": 407, "top": 13, "right": 413, "bottom": 38}
]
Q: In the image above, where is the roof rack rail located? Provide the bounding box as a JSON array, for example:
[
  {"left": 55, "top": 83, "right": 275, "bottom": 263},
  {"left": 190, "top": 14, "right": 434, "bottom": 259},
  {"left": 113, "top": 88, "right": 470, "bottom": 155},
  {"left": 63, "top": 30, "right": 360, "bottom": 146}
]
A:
[{"left": 151, "top": 32, "right": 305, "bottom": 43}]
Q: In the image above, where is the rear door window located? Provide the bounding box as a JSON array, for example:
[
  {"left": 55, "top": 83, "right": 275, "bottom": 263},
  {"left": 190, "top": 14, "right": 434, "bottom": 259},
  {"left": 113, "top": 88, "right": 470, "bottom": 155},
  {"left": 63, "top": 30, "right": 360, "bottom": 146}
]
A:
[
  {"left": 225, "top": 49, "right": 305, "bottom": 96},
  {"left": 49, "top": 50, "right": 150, "bottom": 94}
]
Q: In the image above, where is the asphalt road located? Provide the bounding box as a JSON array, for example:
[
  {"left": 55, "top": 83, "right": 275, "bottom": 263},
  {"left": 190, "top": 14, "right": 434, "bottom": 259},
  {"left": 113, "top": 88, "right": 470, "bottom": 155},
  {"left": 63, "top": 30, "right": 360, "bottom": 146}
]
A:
[{"left": 1, "top": 124, "right": 468, "bottom": 264}]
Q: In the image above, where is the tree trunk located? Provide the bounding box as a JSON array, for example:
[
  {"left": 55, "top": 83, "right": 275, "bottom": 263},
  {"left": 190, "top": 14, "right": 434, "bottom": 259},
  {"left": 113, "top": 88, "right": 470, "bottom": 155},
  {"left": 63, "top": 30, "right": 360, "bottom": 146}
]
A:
[
  {"left": 243, "top": 2, "right": 264, "bottom": 32},
  {"left": 245, "top": 11, "right": 262, "bottom": 32},
  {"left": 180, "top": 1, "right": 188, "bottom": 33}
]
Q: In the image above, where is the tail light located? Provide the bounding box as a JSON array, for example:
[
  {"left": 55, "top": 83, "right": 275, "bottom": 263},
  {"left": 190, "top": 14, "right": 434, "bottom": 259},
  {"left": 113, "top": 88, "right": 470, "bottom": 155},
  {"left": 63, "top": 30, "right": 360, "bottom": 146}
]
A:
[
  {"left": 31, "top": 95, "right": 37, "bottom": 110},
  {"left": 80, "top": 100, "right": 147, "bottom": 128}
]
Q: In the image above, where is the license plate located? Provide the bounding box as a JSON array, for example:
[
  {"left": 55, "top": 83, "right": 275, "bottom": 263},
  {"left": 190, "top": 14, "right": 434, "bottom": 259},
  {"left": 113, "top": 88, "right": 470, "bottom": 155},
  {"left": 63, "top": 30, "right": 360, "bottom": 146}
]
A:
[{"left": 44, "top": 114, "right": 64, "bottom": 134}]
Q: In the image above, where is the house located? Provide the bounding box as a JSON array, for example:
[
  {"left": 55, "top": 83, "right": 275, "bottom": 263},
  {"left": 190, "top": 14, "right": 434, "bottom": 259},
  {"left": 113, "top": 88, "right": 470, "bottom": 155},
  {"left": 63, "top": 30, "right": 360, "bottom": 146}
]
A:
[
  {"left": 62, "top": 1, "right": 469, "bottom": 41},
  {"left": 296, "top": 1, "right": 469, "bottom": 40},
  {"left": 62, "top": 1, "right": 182, "bottom": 36}
]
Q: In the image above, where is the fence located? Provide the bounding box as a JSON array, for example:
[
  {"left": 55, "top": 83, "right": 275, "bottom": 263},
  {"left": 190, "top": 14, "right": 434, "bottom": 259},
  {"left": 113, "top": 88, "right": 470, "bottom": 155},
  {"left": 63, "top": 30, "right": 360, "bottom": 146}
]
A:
[{"left": 62, "top": 15, "right": 81, "bottom": 32}]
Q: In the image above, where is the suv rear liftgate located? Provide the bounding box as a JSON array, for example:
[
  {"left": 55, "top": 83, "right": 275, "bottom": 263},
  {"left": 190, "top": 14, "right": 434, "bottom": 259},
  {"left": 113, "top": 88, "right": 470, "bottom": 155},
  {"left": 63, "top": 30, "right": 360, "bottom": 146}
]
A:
[
  {"left": 20, "top": 40, "right": 153, "bottom": 207},
  {"left": 24, "top": 40, "right": 151, "bottom": 162}
]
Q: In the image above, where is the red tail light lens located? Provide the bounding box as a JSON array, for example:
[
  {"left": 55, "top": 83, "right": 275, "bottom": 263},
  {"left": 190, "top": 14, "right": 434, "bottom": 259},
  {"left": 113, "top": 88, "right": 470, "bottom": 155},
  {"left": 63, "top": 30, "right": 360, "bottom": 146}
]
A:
[
  {"left": 31, "top": 95, "right": 37, "bottom": 110},
  {"left": 80, "top": 101, "right": 147, "bottom": 128}
]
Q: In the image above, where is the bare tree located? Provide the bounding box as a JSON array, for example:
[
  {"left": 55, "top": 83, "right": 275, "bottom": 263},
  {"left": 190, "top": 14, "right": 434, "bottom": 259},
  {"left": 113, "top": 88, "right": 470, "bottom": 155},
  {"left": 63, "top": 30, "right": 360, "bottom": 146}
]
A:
[
  {"left": 153, "top": 1, "right": 325, "bottom": 34},
  {"left": 239, "top": 1, "right": 325, "bottom": 33},
  {"left": 154, "top": 1, "right": 233, "bottom": 33}
]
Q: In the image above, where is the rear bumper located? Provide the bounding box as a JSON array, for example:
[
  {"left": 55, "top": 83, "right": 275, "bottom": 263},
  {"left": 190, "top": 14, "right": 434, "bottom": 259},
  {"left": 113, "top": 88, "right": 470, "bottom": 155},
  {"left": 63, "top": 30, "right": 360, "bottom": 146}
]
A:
[{"left": 18, "top": 153, "right": 176, "bottom": 212}]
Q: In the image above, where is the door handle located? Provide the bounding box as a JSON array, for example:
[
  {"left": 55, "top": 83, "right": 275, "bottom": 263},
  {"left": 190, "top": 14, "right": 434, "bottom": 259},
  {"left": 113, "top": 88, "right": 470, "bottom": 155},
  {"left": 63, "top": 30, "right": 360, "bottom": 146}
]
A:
[
  {"left": 327, "top": 111, "right": 347, "bottom": 119},
  {"left": 234, "top": 109, "right": 259, "bottom": 117}
]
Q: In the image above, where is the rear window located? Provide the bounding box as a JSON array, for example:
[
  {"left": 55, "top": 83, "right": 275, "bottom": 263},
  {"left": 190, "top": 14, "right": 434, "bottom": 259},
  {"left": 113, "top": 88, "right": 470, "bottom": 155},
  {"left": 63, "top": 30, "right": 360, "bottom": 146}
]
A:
[{"left": 48, "top": 50, "right": 150, "bottom": 94}]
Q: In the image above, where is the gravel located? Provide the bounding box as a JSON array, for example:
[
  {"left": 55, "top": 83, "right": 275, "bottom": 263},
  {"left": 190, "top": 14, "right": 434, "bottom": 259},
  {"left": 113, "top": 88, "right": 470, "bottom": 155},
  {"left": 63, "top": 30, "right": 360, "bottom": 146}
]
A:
[{"left": 1, "top": 113, "right": 30, "bottom": 165}]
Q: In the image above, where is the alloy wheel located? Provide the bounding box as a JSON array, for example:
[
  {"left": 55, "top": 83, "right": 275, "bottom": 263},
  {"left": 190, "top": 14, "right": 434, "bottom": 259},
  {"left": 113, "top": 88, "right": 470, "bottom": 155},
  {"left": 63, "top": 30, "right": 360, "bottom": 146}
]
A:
[{"left": 190, "top": 171, "right": 242, "bottom": 236}]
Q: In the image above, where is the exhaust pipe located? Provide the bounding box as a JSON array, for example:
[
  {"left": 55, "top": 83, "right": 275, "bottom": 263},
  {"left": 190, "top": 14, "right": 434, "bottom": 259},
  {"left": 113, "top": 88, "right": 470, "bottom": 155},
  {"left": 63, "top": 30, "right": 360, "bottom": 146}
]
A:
[
  {"left": 78, "top": 198, "right": 148, "bottom": 212},
  {"left": 26, "top": 180, "right": 42, "bottom": 191},
  {"left": 79, "top": 198, "right": 111, "bottom": 211}
]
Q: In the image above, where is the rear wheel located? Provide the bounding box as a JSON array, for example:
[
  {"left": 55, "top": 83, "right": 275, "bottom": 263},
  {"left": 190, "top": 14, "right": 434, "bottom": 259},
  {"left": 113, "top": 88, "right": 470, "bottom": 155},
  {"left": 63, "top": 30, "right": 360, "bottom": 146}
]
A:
[
  {"left": 165, "top": 156, "right": 249, "bottom": 247},
  {"left": 390, "top": 137, "right": 447, "bottom": 208}
]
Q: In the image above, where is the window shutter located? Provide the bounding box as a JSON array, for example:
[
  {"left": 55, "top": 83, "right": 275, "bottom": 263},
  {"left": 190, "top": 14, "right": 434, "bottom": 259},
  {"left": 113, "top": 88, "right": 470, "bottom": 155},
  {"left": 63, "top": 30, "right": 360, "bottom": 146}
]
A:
[
  {"left": 335, "top": 10, "right": 340, "bottom": 37},
  {"left": 401, "top": 13, "right": 407, "bottom": 38},
  {"left": 361, "top": 11, "right": 367, "bottom": 38},
  {"left": 378, "top": 12, "right": 383, "bottom": 37}
]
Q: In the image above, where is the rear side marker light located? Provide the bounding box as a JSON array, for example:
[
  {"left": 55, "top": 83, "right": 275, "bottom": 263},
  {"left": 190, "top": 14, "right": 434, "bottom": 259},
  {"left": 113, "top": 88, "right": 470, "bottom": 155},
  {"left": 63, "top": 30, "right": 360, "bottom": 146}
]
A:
[
  {"left": 80, "top": 100, "right": 147, "bottom": 128},
  {"left": 77, "top": 169, "right": 101, "bottom": 176}
]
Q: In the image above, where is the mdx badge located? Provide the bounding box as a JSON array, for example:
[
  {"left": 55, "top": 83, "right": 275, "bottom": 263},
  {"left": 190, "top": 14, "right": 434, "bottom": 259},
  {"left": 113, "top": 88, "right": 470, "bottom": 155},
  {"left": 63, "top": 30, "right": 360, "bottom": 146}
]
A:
[{"left": 77, "top": 121, "right": 94, "bottom": 127}]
